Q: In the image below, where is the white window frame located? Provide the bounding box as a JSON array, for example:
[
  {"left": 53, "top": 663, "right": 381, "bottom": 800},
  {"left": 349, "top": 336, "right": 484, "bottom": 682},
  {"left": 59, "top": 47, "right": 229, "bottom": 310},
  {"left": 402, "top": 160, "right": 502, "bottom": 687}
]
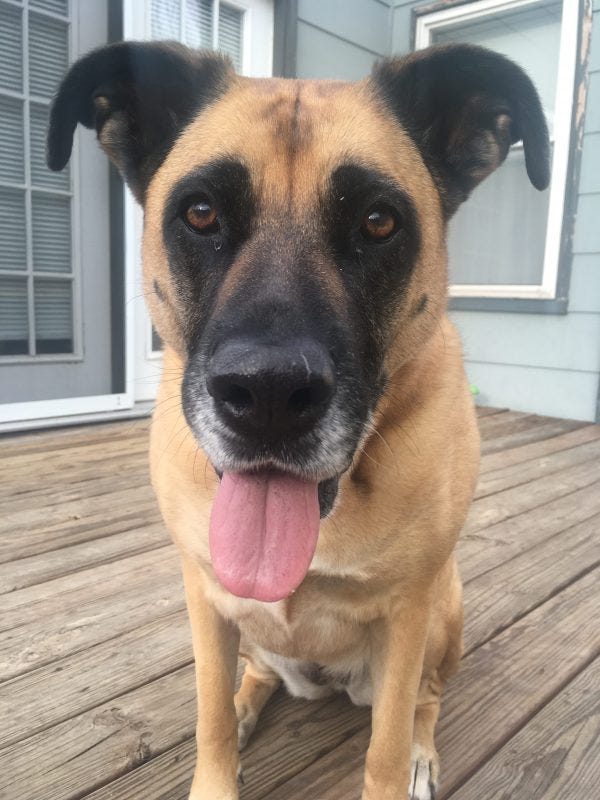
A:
[
  {"left": 415, "top": 0, "right": 580, "bottom": 300},
  {"left": 124, "top": 0, "right": 274, "bottom": 401}
]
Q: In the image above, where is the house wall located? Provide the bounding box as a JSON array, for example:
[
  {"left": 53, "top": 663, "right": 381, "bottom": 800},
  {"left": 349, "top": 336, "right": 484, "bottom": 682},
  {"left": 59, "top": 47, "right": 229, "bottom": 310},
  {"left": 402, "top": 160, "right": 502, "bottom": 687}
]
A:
[
  {"left": 290, "top": 0, "right": 600, "bottom": 421},
  {"left": 294, "top": 0, "right": 392, "bottom": 80}
]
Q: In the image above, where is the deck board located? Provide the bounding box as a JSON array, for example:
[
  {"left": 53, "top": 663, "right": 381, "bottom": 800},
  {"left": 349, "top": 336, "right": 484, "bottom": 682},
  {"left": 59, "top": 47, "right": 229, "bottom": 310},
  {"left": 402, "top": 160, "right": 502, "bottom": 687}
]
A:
[{"left": 0, "top": 406, "right": 598, "bottom": 799}]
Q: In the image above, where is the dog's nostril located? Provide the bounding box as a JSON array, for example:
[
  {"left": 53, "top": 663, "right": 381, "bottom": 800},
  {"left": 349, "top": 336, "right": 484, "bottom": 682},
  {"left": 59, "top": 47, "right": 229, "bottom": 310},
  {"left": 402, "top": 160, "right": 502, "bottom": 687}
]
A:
[
  {"left": 223, "top": 384, "right": 254, "bottom": 414},
  {"left": 288, "top": 386, "right": 313, "bottom": 415},
  {"left": 288, "top": 383, "right": 330, "bottom": 416}
]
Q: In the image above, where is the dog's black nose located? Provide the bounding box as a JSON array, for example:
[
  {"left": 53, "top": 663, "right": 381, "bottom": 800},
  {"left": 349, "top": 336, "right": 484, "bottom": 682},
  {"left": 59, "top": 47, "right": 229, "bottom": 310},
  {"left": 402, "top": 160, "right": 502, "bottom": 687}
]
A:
[{"left": 207, "top": 338, "right": 336, "bottom": 436}]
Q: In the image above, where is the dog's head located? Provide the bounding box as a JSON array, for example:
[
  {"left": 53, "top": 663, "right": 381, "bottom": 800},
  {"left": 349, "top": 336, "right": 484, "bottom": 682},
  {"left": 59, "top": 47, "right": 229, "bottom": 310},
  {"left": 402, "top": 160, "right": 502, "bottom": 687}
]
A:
[{"left": 49, "top": 41, "right": 549, "bottom": 599}]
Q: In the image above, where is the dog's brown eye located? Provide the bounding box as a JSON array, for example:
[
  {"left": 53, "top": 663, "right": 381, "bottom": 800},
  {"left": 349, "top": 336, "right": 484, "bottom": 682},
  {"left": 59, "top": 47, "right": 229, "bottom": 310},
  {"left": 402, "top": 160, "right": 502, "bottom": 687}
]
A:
[
  {"left": 185, "top": 201, "right": 219, "bottom": 234},
  {"left": 361, "top": 205, "right": 397, "bottom": 242}
]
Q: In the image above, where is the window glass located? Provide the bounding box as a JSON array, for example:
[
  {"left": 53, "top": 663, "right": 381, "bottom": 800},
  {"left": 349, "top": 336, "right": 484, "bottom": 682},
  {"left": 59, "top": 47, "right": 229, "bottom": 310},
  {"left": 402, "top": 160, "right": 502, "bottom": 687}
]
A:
[{"left": 431, "top": 0, "right": 562, "bottom": 287}]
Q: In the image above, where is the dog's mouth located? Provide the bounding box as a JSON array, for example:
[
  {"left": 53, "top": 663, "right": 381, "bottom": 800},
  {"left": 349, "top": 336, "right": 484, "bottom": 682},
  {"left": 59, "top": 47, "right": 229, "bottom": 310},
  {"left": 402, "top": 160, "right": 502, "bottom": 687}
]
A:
[{"left": 209, "top": 468, "right": 339, "bottom": 603}]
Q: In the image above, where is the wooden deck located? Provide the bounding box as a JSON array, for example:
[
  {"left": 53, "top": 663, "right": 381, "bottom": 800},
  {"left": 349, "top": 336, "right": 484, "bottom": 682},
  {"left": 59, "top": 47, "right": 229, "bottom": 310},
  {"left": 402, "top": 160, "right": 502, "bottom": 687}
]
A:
[{"left": 1, "top": 408, "right": 599, "bottom": 799}]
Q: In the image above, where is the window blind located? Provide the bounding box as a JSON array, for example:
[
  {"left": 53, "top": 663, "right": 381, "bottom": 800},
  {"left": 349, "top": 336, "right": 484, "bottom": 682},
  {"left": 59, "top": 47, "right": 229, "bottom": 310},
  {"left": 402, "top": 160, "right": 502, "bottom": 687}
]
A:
[
  {"left": 185, "top": 0, "right": 213, "bottom": 49},
  {"left": 0, "top": 0, "right": 73, "bottom": 356},
  {"left": 218, "top": 3, "right": 243, "bottom": 72}
]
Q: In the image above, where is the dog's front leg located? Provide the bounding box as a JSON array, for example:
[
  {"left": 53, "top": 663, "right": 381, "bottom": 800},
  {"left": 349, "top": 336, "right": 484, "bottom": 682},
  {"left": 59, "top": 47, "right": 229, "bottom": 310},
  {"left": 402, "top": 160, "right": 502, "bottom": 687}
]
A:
[
  {"left": 363, "top": 598, "right": 432, "bottom": 800},
  {"left": 182, "top": 556, "right": 240, "bottom": 800}
]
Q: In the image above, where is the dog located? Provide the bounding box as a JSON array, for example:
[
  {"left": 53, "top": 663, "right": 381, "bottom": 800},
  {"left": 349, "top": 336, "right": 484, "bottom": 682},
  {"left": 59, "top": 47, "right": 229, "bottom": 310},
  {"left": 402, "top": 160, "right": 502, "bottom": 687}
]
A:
[{"left": 48, "top": 40, "right": 549, "bottom": 799}]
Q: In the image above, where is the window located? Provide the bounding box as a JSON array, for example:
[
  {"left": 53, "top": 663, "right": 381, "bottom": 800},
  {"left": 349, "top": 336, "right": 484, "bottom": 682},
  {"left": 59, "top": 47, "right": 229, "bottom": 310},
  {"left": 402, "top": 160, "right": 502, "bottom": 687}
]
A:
[
  {"left": 0, "top": 0, "right": 77, "bottom": 357},
  {"left": 151, "top": 0, "right": 246, "bottom": 72},
  {"left": 415, "top": 0, "right": 580, "bottom": 302}
]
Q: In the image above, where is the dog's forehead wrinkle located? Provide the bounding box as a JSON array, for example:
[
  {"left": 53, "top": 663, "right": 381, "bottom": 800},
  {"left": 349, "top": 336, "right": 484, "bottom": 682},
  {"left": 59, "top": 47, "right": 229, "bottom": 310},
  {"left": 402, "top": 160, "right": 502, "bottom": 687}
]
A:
[{"left": 152, "top": 76, "right": 435, "bottom": 222}]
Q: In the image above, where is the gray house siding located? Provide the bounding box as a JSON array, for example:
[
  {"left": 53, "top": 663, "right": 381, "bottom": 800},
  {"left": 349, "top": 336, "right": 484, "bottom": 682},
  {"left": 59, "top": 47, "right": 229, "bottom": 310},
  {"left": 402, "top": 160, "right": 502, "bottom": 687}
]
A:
[
  {"left": 295, "top": 0, "right": 391, "bottom": 80},
  {"left": 288, "top": 0, "right": 600, "bottom": 421}
]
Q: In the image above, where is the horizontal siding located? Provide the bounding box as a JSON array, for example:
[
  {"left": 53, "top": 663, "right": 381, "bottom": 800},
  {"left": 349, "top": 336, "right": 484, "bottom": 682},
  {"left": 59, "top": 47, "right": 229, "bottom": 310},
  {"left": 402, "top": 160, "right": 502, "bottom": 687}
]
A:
[
  {"left": 569, "top": 255, "right": 600, "bottom": 313},
  {"left": 296, "top": 21, "right": 379, "bottom": 79},
  {"left": 573, "top": 194, "right": 600, "bottom": 253},
  {"left": 298, "top": 0, "right": 390, "bottom": 56},
  {"left": 591, "top": 13, "right": 600, "bottom": 71},
  {"left": 585, "top": 72, "right": 600, "bottom": 132},
  {"left": 390, "top": 3, "right": 412, "bottom": 54},
  {"left": 468, "top": 361, "right": 599, "bottom": 421},
  {"left": 452, "top": 311, "right": 600, "bottom": 373},
  {"left": 579, "top": 133, "right": 600, "bottom": 192}
]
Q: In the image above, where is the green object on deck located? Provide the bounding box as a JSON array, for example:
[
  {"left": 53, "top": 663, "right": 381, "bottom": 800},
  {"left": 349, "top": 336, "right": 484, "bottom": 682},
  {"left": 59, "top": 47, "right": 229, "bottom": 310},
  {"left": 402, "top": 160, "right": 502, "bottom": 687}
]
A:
[{"left": 469, "top": 384, "right": 480, "bottom": 396}]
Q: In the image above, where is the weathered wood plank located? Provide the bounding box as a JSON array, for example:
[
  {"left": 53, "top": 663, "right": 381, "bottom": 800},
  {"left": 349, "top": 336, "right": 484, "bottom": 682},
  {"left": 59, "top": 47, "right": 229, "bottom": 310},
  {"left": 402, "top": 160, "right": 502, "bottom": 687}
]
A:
[
  {"left": 0, "top": 522, "right": 168, "bottom": 593},
  {"left": 458, "top": 481, "right": 600, "bottom": 581},
  {"left": 0, "top": 611, "right": 193, "bottom": 749},
  {"left": 478, "top": 412, "right": 544, "bottom": 439},
  {"left": 0, "top": 484, "right": 156, "bottom": 538},
  {"left": 0, "top": 496, "right": 160, "bottom": 565},
  {"left": 0, "top": 466, "right": 150, "bottom": 516},
  {"left": 0, "top": 435, "right": 148, "bottom": 479},
  {"left": 474, "top": 407, "right": 507, "bottom": 418},
  {"left": 0, "top": 552, "right": 182, "bottom": 679},
  {"left": 463, "top": 512, "right": 600, "bottom": 652},
  {"left": 452, "top": 657, "right": 600, "bottom": 799},
  {"left": 475, "top": 436, "right": 600, "bottom": 498},
  {"left": 481, "top": 418, "right": 583, "bottom": 455},
  {"left": 0, "top": 546, "right": 176, "bottom": 631},
  {"left": 465, "top": 458, "right": 600, "bottom": 535},
  {"left": 0, "top": 418, "right": 149, "bottom": 458},
  {"left": 479, "top": 424, "right": 600, "bottom": 474},
  {"left": 438, "top": 569, "right": 600, "bottom": 796},
  {"left": 0, "top": 664, "right": 198, "bottom": 800}
]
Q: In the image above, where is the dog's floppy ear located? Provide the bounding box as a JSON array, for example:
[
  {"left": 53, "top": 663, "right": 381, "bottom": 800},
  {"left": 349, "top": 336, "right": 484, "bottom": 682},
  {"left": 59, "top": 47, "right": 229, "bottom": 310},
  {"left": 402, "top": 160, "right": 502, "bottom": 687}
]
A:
[
  {"left": 372, "top": 44, "right": 551, "bottom": 216},
  {"left": 47, "top": 41, "right": 233, "bottom": 202}
]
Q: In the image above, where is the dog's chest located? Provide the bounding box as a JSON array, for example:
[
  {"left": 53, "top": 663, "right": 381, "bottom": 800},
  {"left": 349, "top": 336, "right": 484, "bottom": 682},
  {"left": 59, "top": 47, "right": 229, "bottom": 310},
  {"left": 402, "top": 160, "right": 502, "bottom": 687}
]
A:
[{"left": 208, "top": 581, "right": 372, "bottom": 663}]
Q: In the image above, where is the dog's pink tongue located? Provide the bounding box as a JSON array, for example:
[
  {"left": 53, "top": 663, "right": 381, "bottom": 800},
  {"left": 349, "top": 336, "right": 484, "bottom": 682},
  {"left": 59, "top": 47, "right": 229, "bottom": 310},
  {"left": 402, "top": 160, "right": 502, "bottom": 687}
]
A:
[{"left": 209, "top": 471, "right": 320, "bottom": 602}]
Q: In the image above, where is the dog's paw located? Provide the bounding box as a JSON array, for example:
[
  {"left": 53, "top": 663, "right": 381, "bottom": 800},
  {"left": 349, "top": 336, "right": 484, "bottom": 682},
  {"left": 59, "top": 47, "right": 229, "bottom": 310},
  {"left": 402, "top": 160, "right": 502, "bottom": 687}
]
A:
[
  {"left": 408, "top": 745, "right": 439, "bottom": 800},
  {"left": 236, "top": 705, "right": 258, "bottom": 751},
  {"left": 408, "top": 759, "right": 436, "bottom": 799}
]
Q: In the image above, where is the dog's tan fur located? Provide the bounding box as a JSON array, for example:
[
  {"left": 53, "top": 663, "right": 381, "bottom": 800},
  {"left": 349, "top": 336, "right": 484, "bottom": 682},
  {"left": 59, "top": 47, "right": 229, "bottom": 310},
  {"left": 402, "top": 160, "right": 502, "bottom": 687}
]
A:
[{"left": 145, "top": 76, "right": 480, "bottom": 799}]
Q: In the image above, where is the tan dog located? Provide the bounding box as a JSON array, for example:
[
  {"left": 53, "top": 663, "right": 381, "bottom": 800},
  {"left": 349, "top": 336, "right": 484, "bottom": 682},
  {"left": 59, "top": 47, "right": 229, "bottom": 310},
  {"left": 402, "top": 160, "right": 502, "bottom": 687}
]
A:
[{"left": 49, "top": 42, "right": 549, "bottom": 799}]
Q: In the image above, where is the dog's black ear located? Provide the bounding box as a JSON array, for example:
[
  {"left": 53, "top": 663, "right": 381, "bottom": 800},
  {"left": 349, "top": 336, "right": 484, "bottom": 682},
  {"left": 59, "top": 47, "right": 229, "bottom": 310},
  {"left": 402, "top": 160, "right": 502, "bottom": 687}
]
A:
[
  {"left": 47, "top": 41, "right": 233, "bottom": 202},
  {"left": 372, "top": 44, "right": 551, "bottom": 216}
]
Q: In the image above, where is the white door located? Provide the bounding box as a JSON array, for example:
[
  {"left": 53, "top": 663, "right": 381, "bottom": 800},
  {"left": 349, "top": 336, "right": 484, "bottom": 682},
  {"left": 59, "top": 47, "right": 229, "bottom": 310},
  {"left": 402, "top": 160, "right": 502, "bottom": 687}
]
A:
[
  {"left": 0, "top": 0, "right": 133, "bottom": 428},
  {"left": 124, "top": 0, "right": 275, "bottom": 402}
]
